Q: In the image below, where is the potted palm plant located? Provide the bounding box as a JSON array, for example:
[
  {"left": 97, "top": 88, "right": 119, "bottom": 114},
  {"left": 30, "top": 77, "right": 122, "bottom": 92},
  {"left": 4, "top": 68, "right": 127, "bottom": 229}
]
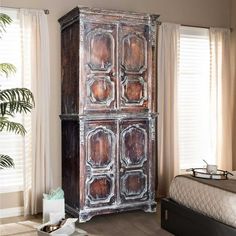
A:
[{"left": 0, "top": 12, "right": 34, "bottom": 168}]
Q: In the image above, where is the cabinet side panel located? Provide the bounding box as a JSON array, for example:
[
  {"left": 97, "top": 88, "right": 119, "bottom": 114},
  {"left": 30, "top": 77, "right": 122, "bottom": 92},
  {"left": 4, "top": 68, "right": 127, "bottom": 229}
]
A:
[
  {"left": 61, "top": 22, "right": 80, "bottom": 114},
  {"left": 62, "top": 120, "right": 80, "bottom": 209},
  {"left": 150, "top": 22, "right": 158, "bottom": 113}
]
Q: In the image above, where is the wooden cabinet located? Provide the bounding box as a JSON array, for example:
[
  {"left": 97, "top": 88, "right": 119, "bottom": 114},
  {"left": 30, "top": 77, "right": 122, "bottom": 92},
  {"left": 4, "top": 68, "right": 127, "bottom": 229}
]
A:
[{"left": 59, "top": 7, "right": 159, "bottom": 222}]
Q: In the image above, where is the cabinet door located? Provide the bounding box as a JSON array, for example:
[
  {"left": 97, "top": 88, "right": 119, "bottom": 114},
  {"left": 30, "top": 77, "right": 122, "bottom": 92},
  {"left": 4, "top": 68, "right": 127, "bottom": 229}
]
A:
[
  {"left": 81, "top": 21, "right": 117, "bottom": 112},
  {"left": 119, "top": 119, "right": 149, "bottom": 203},
  {"left": 83, "top": 120, "right": 117, "bottom": 208},
  {"left": 119, "top": 24, "right": 150, "bottom": 112}
]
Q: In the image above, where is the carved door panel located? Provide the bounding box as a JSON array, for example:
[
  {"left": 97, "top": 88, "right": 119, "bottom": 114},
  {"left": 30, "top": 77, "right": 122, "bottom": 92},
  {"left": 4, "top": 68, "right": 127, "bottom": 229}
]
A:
[
  {"left": 119, "top": 119, "right": 149, "bottom": 203},
  {"left": 119, "top": 24, "right": 149, "bottom": 112},
  {"left": 84, "top": 120, "right": 117, "bottom": 208},
  {"left": 82, "top": 22, "right": 117, "bottom": 112}
]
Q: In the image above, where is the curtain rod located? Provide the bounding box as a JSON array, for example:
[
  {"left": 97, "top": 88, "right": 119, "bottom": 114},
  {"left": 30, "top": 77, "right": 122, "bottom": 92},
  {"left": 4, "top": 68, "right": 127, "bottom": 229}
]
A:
[
  {"left": 181, "top": 24, "right": 233, "bottom": 32},
  {"left": 1, "top": 6, "right": 50, "bottom": 14}
]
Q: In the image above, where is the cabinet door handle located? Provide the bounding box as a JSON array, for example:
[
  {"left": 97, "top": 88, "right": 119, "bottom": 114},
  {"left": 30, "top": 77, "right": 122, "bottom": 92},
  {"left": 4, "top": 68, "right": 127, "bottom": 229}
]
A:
[{"left": 109, "top": 71, "right": 116, "bottom": 77}]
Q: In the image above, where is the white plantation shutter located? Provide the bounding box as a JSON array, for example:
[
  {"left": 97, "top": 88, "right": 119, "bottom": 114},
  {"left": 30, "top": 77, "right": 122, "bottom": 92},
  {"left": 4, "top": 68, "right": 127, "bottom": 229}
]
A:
[
  {"left": 0, "top": 8, "right": 31, "bottom": 192},
  {"left": 178, "top": 26, "right": 214, "bottom": 170}
]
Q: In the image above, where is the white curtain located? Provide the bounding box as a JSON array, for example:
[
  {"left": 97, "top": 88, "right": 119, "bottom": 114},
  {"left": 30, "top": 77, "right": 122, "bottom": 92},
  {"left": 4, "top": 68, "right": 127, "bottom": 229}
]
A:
[
  {"left": 231, "top": 31, "right": 236, "bottom": 170},
  {"left": 210, "top": 28, "right": 233, "bottom": 171},
  {"left": 19, "top": 9, "right": 51, "bottom": 215},
  {"left": 157, "top": 23, "right": 180, "bottom": 197}
]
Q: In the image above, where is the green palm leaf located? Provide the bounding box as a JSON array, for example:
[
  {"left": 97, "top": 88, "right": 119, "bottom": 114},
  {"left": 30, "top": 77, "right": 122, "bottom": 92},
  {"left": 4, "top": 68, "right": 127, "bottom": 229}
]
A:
[
  {"left": 0, "top": 154, "right": 14, "bottom": 169},
  {"left": 0, "top": 13, "right": 12, "bottom": 38},
  {"left": 0, "top": 13, "right": 35, "bottom": 170},
  {"left": 0, "top": 63, "right": 16, "bottom": 77},
  {"left": 0, "top": 117, "right": 26, "bottom": 135},
  {"left": 0, "top": 88, "right": 35, "bottom": 116}
]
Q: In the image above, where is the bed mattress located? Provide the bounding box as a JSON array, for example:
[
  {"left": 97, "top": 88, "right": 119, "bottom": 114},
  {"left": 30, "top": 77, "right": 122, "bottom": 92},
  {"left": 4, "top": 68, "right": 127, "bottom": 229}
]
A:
[{"left": 169, "top": 174, "right": 236, "bottom": 228}]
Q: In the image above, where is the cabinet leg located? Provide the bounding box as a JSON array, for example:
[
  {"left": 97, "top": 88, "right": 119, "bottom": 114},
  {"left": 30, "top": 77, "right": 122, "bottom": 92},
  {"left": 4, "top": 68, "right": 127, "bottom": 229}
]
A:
[
  {"left": 79, "top": 212, "right": 93, "bottom": 223},
  {"left": 144, "top": 203, "right": 157, "bottom": 213}
]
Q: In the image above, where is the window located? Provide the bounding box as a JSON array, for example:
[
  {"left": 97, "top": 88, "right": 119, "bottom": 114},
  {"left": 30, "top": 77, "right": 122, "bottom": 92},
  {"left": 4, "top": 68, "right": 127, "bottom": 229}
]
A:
[
  {"left": 178, "top": 26, "right": 214, "bottom": 170},
  {"left": 0, "top": 9, "right": 31, "bottom": 193}
]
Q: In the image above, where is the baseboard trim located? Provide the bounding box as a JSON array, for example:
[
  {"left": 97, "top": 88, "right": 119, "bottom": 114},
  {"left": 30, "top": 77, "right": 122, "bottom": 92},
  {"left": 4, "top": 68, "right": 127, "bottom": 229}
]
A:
[{"left": 0, "top": 207, "right": 24, "bottom": 218}]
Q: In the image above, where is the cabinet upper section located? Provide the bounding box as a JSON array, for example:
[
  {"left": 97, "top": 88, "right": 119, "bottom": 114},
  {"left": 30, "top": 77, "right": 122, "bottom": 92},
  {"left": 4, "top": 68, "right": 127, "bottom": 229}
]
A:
[{"left": 59, "top": 7, "right": 159, "bottom": 115}]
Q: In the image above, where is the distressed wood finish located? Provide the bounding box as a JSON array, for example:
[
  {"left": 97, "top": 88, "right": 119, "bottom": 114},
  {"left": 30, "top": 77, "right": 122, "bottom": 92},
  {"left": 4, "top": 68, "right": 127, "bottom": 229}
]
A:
[
  {"left": 59, "top": 7, "right": 159, "bottom": 222},
  {"left": 61, "top": 120, "right": 80, "bottom": 210},
  {"left": 120, "top": 120, "right": 149, "bottom": 204},
  {"left": 84, "top": 120, "right": 117, "bottom": 209}
]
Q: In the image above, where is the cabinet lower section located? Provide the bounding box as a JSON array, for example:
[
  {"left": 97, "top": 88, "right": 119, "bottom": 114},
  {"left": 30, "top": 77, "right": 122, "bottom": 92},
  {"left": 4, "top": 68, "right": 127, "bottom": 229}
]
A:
[
  {"left": 61, "top": 114, "right": 157, "bottom": 222},
  {"left": 66, "top": 200, "right": 157, "bottom": 222}
]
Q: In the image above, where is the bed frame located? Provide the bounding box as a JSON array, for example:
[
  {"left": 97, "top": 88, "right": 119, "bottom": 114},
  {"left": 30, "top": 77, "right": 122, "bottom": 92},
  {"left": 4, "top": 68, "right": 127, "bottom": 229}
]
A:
[{"left": 161, "top": 198, "right": 236, "bottom": 236}]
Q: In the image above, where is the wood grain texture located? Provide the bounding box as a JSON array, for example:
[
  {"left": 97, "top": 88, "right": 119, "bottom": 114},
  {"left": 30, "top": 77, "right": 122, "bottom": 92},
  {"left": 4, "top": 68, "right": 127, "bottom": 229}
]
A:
[
  {"left": 61, "top": 22, "right": 80, "bottom": 114},
  {"left": 61, "top": 120, "right": 80, "bottom": 210},
  {"left": 59, "top": 7, "right": 159, "bottom": 222}
]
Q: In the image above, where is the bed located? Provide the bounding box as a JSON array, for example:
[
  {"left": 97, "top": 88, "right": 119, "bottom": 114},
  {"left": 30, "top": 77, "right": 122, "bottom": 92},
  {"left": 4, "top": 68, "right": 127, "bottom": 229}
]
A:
[{"left": 161, "top": 173, "right": 236, "bottom": 236}]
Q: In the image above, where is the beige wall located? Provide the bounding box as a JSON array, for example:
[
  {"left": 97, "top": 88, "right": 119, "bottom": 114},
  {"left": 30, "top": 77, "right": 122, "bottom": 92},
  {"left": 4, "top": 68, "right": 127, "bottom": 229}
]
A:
[
  {"left": 231, "top": 0, "right": 236, "bottom": 170},
  {"left": 0, "top": 192, "right": 23, "bottom": 209},
  {"left": 0, "top": 0, "right": 232, "bottom": 209}
]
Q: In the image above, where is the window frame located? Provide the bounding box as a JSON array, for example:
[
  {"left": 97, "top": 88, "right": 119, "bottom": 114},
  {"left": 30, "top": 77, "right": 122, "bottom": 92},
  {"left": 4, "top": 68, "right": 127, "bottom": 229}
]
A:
[{"left": 178, "top": 26, "right": 214, "bottom": 171}]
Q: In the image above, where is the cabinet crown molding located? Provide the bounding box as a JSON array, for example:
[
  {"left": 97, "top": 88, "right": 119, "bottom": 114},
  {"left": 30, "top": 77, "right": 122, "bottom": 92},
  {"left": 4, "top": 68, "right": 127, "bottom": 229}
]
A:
[{"left": 59, "top": 6, "right": 160, "bottom": 30}]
